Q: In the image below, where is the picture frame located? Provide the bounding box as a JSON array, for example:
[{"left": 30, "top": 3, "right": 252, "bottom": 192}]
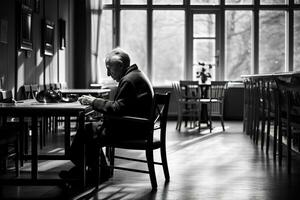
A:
[
  {"left": 19, "top": 4, "right": 33, "bottom": 51},
  {"left": 42, "top": 19, "right": 55, "bottom": 56},
  {"left": 59, "top": 19, "right": 66, "bottom": 50}
]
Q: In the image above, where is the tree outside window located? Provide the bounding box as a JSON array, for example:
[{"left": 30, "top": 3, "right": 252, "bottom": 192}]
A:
[{"left": 225, "top": 10, "right": 252, "bottom": 80}]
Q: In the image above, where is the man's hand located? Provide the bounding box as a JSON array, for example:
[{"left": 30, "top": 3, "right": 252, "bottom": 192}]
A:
[{"left": 78, "top": 95, "right": 96, "bottom": 105}]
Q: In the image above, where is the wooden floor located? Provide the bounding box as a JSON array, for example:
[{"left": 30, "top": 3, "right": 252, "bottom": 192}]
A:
[{"left": 1, "top": 120, "right": 300, "bottom": 199}]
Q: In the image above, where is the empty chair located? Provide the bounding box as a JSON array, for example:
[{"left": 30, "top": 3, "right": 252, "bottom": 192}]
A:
[
  {"left": 172, "top": 82, "right": 201, "bottom": 131},
  {"left": 179, "top": 80, "right": 202, "bottom": 129},
  {"left": 94, "top": 92, "right": 171, "bottom": 190},
  {"left": 0, "top": 90, "right": 20, "bottom": 176},
  {"left": 275, "top": 76, "right": 300, "bottom": 173},
  {"left": 200, "top": 81, "right": 228, "bottom": 132}
]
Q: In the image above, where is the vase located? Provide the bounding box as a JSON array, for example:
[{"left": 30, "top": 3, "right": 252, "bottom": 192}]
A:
[{"left": 201, "top": 76, "right": 207, "bottom": 84}]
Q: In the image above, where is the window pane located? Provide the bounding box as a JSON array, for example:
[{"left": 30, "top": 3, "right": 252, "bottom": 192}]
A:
[
  {"left": 103, "top": 0, "right": 112, "bottom": 4},
  {"left": 225, "top": 11, "right": 252, "bottom": 81},
  {"left": 120, "top": 11, "right": 147, "bottom": 75},
  {"left": 295, "top": 11, "right": 300, "bottom": 71},
  {"left": 120, "top": 0, "right": 146, "bottom": 5},
  {"left": 98, "top": 10, "right": 113, "bottom": 83},
  {"left": 153, "top": 11, "right": 184, "bottom": 86},
  {"left": 259, "top": 11, "right": 285, "bottom": 74},
  {"left": 194, "top": 14, "right": 215, "bottom": 38},
  {"left": 191, "top": 0, "right": 220, "bottom": 5},
  {"left": 225, "top": 0, "right": 252, "bottom": 4},
  {"left": 296, "top": 0, "right": 300, "bottom": 4},
  {"left": 193, "top": 40, "right": 215, "bottom": 66},
  {"left": 260, "top": 0, "right": 287, "bottom": 4},
  {"left": 153, "top": 0, "right": 182, "bottom": 4}
]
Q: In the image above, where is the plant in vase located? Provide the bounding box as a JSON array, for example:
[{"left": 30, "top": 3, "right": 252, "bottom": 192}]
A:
[{"left": 196, "top": 62, "right": 212, "bottom": 83}]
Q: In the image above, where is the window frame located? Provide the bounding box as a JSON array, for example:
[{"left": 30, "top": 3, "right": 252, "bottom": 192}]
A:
[{"left": 99, "top": 0, "right": 300, "bottom": 85}]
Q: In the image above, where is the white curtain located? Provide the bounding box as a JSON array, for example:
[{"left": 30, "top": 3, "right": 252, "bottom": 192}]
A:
[{"left": 90, "top": 0, "right": 103, "bottom": 83}]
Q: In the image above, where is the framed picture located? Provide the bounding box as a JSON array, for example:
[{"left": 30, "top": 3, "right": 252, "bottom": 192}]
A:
[
  {"left": 59, "top": 19, "right": 66, "bottom": 50},
  {"left": 42, "top": 19, "right": 55, "bottom": 56},
  {"left": 19, "top": 4, "right": 33, "bottom": 51}
]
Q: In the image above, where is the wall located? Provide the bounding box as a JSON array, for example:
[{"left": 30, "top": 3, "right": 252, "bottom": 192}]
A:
[
  {"left": 0, "top": 0, "right": 74, "bottom": 99},
  {"left": 0, "top": 0, "right": 16, "bottom": 92}
]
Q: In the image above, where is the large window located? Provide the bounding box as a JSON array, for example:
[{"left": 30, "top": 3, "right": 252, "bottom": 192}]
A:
[
  {"left": 120, "top": 0, "right": 146, "bottom": 5},
  {"left": 260, "top": 0, "right": 287, "bottom": 4},
  {"left": 259, "top": 11, "right": 286, "bottom": 73},
  {"left": 153, "top": 0, "right": 182, "bottom": 5},
  {"left": 225, "top": 0, "right": 252, "bottom": 4},
  {"left": 191, "top": 0, "right": 219, "bottom": 5},
  {"left": 98, "top": 10, "right": 113, "bottom": 83},
  {"left": 153, "top": 10, "right": 184, "bottom": 86},
  {"left": 120, "top": 10, "right": 147, "bottom": 74},
  {"left": 96, "top": 1, "right": 299, "bottom": 85},
  {"left": 225, "top": 11, "right": 252, "bottom": 80}
]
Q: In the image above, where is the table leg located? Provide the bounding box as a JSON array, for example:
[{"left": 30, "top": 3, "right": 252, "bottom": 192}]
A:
[
  {"left": 64, "top": 116, "right": 70, "bottom": 156},
  {"left": 31, "top": 116, "right": 38, "bottom": 180},
  {"left": 78, "top": 112, "right": 86, "bottom": 188}
]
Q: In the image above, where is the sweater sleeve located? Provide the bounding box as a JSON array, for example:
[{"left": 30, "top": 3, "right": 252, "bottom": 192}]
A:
[{"left": 92, "top": 80, "right": 135, "bottom": 115}]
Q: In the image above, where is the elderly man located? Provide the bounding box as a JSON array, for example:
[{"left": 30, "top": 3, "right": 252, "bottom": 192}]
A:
[{"left": 60, "top": 47, "right": 154, "bottom": 184}]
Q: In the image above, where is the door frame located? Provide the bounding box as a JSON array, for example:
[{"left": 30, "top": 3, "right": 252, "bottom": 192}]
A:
[{"left": 186, "top": 9, "right": 222, "bottom": 81}]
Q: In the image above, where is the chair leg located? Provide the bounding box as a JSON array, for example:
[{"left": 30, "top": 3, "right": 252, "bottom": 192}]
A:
[
  {"left": 160, "top": 146, "right": 170, "bottom": 182},
  {"left": 95, "top": 146, "right": 101, "bottom": 190},
  {"left": 15, "top": 137, "right": 20, "bottom": 177},
  {"left": 220, "top": 116, "right": 225, "bottom": 131},
  {"left": 265, "top": 117, "right": 270, "bottom": 154},
  {"left": 146, "top": 150, "right": 157, "bottom": 190},
  {"left": 107, "top": 147, "right": 115, "bottom": 177},
  {"left": 209, "top": 103, "right": 212, "bottom": 133}
]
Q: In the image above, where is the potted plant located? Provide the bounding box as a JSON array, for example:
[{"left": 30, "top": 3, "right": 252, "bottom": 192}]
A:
[{"left": 196, "top": 62, "right": 212, "bottom": 83}]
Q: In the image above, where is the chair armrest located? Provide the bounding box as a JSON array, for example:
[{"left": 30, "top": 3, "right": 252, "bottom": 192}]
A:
[{"left": 103, "top": 114, "right": 151, "bottom": 125}]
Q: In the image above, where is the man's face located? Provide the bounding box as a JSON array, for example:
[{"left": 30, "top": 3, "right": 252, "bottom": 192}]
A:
[{"left": 106, "top": 63, "right": 123, "bottom": 82}]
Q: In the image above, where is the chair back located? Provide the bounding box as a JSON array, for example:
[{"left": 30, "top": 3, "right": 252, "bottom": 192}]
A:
[
  {"left": 209, "top": 81, "right": 228, "bottom": 99},
  {"left": 275, "top": 77, "right": 300, "bottom": 124},
  {"left": 150, "top": 92, "right": 171, "bottom": 145},
  {"left": 172, "top": 82, "right": 182, "bottom": 101},
  {"left": 208, "top": 81, "right": 228, "bottom": 116},
  {"left": 179, "top": 80, "right": 200, "bottom": 99}
]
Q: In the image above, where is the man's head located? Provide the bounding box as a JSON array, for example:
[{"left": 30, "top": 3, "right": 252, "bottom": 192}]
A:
[{"left": 105, "top": 48, "right": 130, "bottom": 82}]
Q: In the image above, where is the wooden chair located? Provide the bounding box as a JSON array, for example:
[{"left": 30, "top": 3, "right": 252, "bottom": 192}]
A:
[
  {"left": 200, "top": 81, "right": 228, "bottom": 132},
  {"left": 172, "top": 82, "right": 201, "bottom": 131},
  {"left": 20, "top": 85, "right": 45, "bottom": 151},
  {"left": 94, "top": 92, "right": 171, "bottom": 190},
  {"left": 275, "top": 77, "right": 300, "bottom": 173},
  {"left": 0, "top": 90, "right": 20, "bottom": 176},
  {"left": 179, "top": 80, "right": 202, "bottom": 129}
]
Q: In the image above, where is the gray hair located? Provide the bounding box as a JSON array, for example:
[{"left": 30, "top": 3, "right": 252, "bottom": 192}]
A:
[{"left": 105, "top": 47, "right": 130, "bottom": 68}]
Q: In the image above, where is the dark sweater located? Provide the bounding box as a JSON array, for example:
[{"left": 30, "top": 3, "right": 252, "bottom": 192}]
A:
[{"left": 92, "top": 64, "right": 154, "bottom": 139}]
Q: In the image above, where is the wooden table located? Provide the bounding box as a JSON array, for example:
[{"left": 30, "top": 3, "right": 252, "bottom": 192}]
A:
[
  {"left": 0, "top": 100, "right": 90, "bottom": 186},
  {"left": 59, "top": 88, "right": 110, "bottom": 97}
]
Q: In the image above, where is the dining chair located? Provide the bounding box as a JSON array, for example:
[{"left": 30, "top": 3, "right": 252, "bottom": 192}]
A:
[
  {"left": 93, "top": 92, "right": 171, "bottom": 190},
  {"left": 179, "top": 80, "right": 202, "bottom": 129},
  {"left": 172, "top": 82, "right": 201, "bottom": 131},
  {"left": 20, "top": 85, "right": 45, "bottom": 151},
  {"left": 200, "top": 81, "right": 228, "bottom": 132},
  {"left": 0, "top": 90, "right": 20, "bottom": 176},
  {"left": 275, "top": 77, "right": 300, "bottom": 173}
]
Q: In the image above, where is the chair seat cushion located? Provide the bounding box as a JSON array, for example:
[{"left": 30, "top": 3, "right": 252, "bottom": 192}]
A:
[{"left": 104, "top": 137, "right": 161, "bottom": 150}]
